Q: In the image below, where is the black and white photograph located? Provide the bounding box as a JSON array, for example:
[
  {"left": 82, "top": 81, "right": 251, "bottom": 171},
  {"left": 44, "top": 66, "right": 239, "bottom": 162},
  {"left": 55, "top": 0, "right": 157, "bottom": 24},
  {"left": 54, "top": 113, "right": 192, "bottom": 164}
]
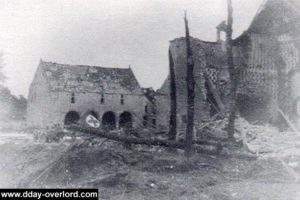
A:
[{"left": 0, "top": 0, "right": 300, "bottom": 199}]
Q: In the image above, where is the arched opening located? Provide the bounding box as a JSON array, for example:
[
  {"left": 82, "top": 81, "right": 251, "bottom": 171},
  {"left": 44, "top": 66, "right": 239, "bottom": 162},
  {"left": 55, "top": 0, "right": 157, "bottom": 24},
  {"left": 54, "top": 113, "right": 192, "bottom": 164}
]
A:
[
  {"left": 102, "top": 111, "right": 116, "bottom": 130},
  {"left": 64, "top": 111, "right": 80, "bottom": 125},
  {"left": 119, "top": 112, "right": 133, "bottom": 129}
]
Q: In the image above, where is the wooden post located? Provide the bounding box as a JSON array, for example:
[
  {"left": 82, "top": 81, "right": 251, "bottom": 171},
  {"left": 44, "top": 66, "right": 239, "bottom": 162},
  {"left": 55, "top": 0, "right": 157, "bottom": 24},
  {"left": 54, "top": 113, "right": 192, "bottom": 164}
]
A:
[
  {"left": 184, "top": 12, "right": 195, "bottom": 157},
  {"left": 226, "top": 0, "right": 237, "bottom": 141}
]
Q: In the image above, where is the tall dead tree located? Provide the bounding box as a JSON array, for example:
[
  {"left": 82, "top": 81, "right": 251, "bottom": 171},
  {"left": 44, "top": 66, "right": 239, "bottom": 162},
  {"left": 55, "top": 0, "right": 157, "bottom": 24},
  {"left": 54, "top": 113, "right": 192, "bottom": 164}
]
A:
[
  {"left": 168, "top": 49, "right": 177, "bottom": 140},
  {"left": 184, "top": 12, "right": 195, "bottom": 157},
  {"left": 226, "top": 0, "right": 237, "bottom": 141}
]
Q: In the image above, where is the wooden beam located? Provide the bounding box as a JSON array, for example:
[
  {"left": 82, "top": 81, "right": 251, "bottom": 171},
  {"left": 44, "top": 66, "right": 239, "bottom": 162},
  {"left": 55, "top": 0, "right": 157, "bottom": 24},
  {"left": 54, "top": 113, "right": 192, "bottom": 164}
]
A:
[{"left": 278, "top": 108, "right": 300, "bottom": 135}]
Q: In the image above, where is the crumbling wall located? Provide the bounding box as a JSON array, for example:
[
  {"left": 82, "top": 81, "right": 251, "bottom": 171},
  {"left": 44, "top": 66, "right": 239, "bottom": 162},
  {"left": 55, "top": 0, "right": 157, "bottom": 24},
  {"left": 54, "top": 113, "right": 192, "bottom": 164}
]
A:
[
  {"left": 156, "top": 38, "right": 231, "bottom": 134},
  {"left": 234, "top": 0, "right": 300, "bottom": 127},
  {"left": 236, "top": 34, "right": 278, "bottom": 123},
  {"left": 169, "top": 38, "right": 209, "bottom": 136},
  {"left": 237, "top": 32, "right": 300, "bottom": 125}
]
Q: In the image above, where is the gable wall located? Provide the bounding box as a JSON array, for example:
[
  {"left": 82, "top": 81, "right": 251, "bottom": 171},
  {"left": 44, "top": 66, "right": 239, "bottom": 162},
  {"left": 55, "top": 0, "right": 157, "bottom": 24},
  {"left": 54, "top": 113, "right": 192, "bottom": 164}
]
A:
[{"left": 27, "top": 66, "right": 54, "bottom": 127}]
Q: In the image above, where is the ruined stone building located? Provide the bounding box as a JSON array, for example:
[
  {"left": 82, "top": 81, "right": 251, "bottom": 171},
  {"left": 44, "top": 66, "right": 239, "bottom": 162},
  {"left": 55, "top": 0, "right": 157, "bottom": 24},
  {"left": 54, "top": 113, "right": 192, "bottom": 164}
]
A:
[
  {"left": 234, "top": 0, "right": 300, "bottom": 127},
  {"left": 156, "top": 0, "right": 300, "bottom": 133},
  {"left": 156, "top": 38, "right": 231, "bottom": 134},
  {"left": 27, "top": 60, "right": 155, "bottom": 129},
  {"left": 27, "top": 0, "right": 300, "bottom": 133}
]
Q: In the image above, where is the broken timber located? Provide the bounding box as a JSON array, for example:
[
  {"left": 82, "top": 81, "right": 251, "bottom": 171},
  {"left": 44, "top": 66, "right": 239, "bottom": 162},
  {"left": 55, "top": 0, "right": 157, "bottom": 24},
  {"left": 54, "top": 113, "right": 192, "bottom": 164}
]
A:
[
  {"left": 66, "top": 125, "right": 222, "bottom": 154},
  {"left": 278, "top": 108, "right": 300, "bottom": 135},
  {"left": 204, "top": 71, "right": 226, "bottom": 117}
]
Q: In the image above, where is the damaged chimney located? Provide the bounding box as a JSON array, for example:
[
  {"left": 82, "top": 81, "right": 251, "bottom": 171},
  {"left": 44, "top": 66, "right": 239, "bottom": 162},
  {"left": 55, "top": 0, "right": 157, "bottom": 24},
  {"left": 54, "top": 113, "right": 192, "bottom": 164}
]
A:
[{"left": 216, "top": 21, "right": 228, "bottom": 51}]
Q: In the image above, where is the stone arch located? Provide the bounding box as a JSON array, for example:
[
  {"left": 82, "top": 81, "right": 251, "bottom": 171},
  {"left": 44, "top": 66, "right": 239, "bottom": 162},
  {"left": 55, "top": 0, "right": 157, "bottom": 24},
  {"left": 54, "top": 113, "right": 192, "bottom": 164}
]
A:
[
  {"left": 102, "top": 111, "right": 116, "bottom": 130},
  {"left": 119, "top": 111, "right": 133, "bottom": 129},
  {"left": 85, "top": 110, "right": 99, "bottom": 119},
  {"left": 64, "top": 111, "right": 80, "bottom": 125}
]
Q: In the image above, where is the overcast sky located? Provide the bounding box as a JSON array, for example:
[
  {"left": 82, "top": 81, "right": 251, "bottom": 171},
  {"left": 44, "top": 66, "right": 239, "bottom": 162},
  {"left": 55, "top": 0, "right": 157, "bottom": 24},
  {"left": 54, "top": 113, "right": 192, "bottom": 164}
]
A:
[{"left": 0, "top": 0, "right": 264, "bottom": 96}]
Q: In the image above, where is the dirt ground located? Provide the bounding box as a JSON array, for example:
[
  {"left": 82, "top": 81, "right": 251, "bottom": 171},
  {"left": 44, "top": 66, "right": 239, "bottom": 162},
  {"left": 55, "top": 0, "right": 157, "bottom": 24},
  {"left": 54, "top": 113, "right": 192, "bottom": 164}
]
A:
[{"left": 0, "top": 132, "right": 300, "bottom": 200}]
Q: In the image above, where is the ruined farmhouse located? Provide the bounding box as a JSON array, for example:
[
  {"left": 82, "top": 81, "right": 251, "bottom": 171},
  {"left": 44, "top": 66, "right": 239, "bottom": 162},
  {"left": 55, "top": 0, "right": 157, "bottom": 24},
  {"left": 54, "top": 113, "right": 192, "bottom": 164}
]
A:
[
  {"left": 157, "top": 0, "right": 300, "bottom": 134},
  {"left": 27, "top": 60, "right": 156, "bottom": 129},
  {"left": 27, "top": 0, "right": 300, "bottom": 133}
]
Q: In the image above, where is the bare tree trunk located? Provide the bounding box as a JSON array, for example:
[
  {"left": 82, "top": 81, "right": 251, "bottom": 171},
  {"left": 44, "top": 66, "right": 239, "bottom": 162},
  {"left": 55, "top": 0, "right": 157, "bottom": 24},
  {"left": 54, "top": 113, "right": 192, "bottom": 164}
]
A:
[
  {"left": 168, "top": 49, "right": 177, "bottom": 140},
  {"left": 226, "top": 0, "right": 237, "bottom": 141},
  {"left": 184, "top": 12, "right": 195, "bottom": 157}
]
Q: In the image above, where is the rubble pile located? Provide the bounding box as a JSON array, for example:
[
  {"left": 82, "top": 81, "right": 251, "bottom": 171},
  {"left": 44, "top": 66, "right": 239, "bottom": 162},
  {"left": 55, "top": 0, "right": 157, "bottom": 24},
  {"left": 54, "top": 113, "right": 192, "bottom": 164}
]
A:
[
  {"left": 204, "top": 117, "right": 300, "bottom": 157},
  {"left": 235, "top": 118, "right": 300, "bottom": 157}
]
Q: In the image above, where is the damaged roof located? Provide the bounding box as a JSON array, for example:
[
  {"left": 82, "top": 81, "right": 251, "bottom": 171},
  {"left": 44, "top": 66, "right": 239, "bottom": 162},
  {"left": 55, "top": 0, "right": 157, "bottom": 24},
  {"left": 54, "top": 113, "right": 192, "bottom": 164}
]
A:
[
  {"left": 170, "top": 37, "right": 228, "bottom": 69},
  {"left": 158, "top": 37, "right": 245, "bottom": 95},
  {"left": 236, "top": 0, "right": 300, "bottom": 37},
  {"left": 170, "top": 37, "right": 245, "bottom": 69},
  {"left": 38, "top": 60, "right": 143, "bottom": 94}
]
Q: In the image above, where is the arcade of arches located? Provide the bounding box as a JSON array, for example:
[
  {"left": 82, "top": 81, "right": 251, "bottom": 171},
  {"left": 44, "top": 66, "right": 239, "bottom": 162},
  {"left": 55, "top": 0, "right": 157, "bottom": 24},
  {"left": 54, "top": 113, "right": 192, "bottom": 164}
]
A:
[{"left": 64, "top": 110, "right": 133, "bottom": 130}]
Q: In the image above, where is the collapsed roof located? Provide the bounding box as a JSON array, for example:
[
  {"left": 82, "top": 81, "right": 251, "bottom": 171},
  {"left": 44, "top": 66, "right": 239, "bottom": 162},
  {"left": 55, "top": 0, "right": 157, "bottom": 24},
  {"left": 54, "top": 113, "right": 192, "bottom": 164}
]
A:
[
  {"left": 236, "top": 0, "right": 300, "bottom": 40},
  {"left": 157, "top": 37, "right": 244, "bottom": 95}
]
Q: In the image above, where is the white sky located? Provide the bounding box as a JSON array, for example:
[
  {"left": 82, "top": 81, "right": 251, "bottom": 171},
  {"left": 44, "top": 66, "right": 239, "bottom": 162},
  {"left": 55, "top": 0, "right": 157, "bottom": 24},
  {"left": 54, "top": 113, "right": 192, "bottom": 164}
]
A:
[{"left": 0, "top": 0, "right": 264, "bottom": 97}]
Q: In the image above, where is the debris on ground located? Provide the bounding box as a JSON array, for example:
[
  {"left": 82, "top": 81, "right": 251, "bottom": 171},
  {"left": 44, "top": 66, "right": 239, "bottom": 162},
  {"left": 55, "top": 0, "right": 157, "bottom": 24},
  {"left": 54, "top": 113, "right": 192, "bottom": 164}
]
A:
[
  {"left": 203, "top": 117, "right": 300, "bottom": 158},
  {"left": 233, "top": 118, "right": 300, "bottom": 158},
  {"left": 1, "top": 118, "right": 300, "bottom": 200}
]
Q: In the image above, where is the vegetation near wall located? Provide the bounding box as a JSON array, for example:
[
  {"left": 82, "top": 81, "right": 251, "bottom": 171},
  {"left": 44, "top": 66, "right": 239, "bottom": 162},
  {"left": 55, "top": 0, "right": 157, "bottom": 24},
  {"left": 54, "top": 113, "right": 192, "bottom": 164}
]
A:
[
  {"left": 0, "top": 52, "right": 26, "bottom": 128},
  {"left": 0, "top": 85, "right": 27, "bottom": 123}
]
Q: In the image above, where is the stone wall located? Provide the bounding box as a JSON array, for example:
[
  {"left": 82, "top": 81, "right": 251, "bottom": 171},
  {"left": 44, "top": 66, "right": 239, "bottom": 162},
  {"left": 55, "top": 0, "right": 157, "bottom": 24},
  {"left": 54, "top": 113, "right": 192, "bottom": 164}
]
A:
[
  {"left": 234, "top": 0, "right": 300, "bottom": 127},
  {"left": 28, "top": 89, "right": 151, "bottom": 129},
  {"left": 236, "top": 34, "right": 279, "bottom": 123},
  {"left": 27, "top": 66, "right": 53, "bottom": 127},
  {"left": 169, "top": 38, "right": 209, "bottom": 135},
  {"left": 155, "top": 93, "right": 170, "bottom": 131},
  {"left": 236, "top": 31, "right": 300, "bottom": 124},
  {"left": 27, "top": 65, "right": 152, "bottom": 129},
  {"left": 156, "top": 38, "right": 231, "bottom": 134}
]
